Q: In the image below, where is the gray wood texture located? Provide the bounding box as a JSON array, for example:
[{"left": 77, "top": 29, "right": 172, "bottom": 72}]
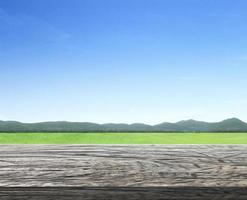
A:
[
  {"left": 0, "top": 187, "right": 247, "bottom": 200},
  {"left": 0, "top": 145, "right": 246, "bottom": 199},
  {"left": 0, "top": 145, "right": 247, "bottom": 187}
]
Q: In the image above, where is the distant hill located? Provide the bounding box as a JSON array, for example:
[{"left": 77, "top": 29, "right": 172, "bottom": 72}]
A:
[{"left": 0, "top": 118, "right": 247, "bottom": 132}]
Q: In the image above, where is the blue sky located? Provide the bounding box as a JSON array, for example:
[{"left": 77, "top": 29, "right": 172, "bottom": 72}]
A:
[{"left": 0, "top": 0, "right": 247, "bottom": 124}]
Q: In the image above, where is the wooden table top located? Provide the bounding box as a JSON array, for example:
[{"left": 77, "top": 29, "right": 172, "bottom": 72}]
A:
[{"left": 0, "top": 145, "right": 246, "bottom": 199}]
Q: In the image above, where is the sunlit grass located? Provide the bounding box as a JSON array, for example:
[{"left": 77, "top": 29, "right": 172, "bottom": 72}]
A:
[{"left": 0, "top": 133, "right": 246, "bottom": 144}]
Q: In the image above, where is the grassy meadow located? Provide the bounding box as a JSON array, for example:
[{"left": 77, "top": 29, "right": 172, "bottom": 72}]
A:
[{"left": 0, "top": 133, "right": 246, "bottom": 144}]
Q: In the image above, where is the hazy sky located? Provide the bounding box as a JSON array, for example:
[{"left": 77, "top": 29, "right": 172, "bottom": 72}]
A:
[{"left": 0, "top": 0, "right": 247, "bottom": 124}]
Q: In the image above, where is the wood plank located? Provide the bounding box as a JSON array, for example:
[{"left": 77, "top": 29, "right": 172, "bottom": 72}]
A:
[
  {"left": 0, "top": 145, "right": 246, "bottom": 187},
  {"left": 0, "top": 187, "right": 247, "bottom": 200}
]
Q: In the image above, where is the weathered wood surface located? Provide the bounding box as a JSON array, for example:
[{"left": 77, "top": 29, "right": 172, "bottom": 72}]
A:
[
  {"left": 0, "top": 145, "right": 246, "bottom": 199},
  {"left": 0, "top": 145, "right": 247, "bottom": 187},
  {"left": 0, "top": 187, "right": 247, "bottom": 200}
]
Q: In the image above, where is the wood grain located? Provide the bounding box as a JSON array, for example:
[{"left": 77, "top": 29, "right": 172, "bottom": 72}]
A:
[
  {"left": 0, "top": 187, "right": 247, "bottom": 200},
  {"left": 0, "top": 145, "right": 246, "bottom": 199},
  {"left": 0, "top": 145, "right": 247, "bottom": 187}
]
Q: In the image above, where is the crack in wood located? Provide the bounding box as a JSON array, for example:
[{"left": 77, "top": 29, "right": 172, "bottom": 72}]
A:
[{"left": 0, "top": 145, "right": 246, "bottom": 199}]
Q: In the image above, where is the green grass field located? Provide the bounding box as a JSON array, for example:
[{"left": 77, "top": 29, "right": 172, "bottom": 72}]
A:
[{"left": 0, "top": 133, "right": 247, "bottom": 144}]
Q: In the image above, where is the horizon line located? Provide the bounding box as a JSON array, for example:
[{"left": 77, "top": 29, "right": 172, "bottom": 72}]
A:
[{"left": 0, "top": 117, "right": 244, "bottom": 125}]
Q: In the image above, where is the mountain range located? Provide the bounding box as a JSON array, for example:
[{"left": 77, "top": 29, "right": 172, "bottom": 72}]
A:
[{"left": 0, "top": 118, "right": 247, "bottom": 132}]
